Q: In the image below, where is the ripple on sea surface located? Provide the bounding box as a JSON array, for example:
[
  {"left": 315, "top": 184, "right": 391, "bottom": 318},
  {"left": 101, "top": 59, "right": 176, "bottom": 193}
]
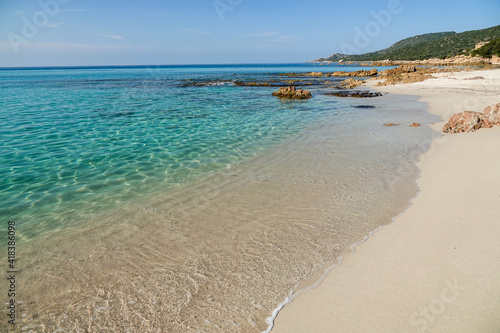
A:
[
  {"left": 5, "top": 93, "right": 439, "bottom": 332},
  {"left": 0, "top": 65, "right": 438, "bottom": 332}
]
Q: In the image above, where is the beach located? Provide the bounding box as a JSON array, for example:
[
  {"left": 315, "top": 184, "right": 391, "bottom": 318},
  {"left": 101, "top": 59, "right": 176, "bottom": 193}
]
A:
[
  {"left": 271, "top": 69, "right": 500, "bottom": 332},
  {"left": 1, "top": 65, "right": 498, "bottom": 332},
  {"left": 0, "top": 64, "right": 439, "bottom": 332},
  {"left": 1, "top": 2, "right": 499, "bottom": 331}
]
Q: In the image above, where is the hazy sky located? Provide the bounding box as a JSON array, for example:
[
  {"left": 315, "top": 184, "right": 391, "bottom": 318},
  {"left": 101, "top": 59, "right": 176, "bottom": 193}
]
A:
[{"left": 0, "top": 0, "right": 499, "bottom": 67}]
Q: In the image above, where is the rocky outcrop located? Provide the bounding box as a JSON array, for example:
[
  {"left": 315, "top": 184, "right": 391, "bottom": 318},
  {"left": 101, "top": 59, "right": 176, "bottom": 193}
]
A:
[
  {"left": 409, "top": 123, "right": 421, "bottom": 127},
  {"left": 279, "top": 69, "right": 377, "bottom": 78},
  {"left": 442, "top": 111, "right": 494, "bottom": 134},
  {"left": 340, "top": 78, "right": 365, "bottom": 88},
  {"left": 272, "top": 86, "right": 312, "bottom": 99},
  {"left": 325, "top": 90, "right": 382, "bottom": 98},
  {"left": 443, "top": 103, "right": 500, "bottom": 134},
  {"left": 384, "top": 123, "right": 400, "bottom": 127},
  {"left": 375, "top": 73, "right": 432, "bottom": 86},
  {"left": 306, "top": 72, "right": 324, "bottom": 77},
  {"left": 381, "top": 65, "right": 416, "bottom": 76},
  {"left": 375, "top": 65, "right": 437, "bottom": 86},
  {"left": 483, "top": 103, "right": 500, "bottom": 125},
  {"left": 330, "top": 69, "right": 378, "bottom": 77},
  {"left": 371, "top": 55, "right": 493, "bottom": 66}
]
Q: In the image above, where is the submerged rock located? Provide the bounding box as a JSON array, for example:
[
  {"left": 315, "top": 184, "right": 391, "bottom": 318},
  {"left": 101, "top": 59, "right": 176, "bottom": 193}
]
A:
[
  {"left": 272, "top": 86, "right": 312, "bottom": 99},
  {"left": 442, "top": 111, "right": 494, "bottom": 134},
  {"left": 409, "top": 123, "right": 421, "bottom": 127},
  {"left": 353, "top": 105, "right": 376, "bottom": 109},
  {"left": 325, "top": 90, "right": 382, "bottom": 98},
  {"left": 384, "top": 123, "right": 400, "bottom": 127}
]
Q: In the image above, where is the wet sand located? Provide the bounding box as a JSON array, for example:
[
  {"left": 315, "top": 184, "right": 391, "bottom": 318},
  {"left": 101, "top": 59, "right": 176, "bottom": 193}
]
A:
[
  {"left": 271, "top": 69, "right": 500, "bottom": 333},
  {"left": 1, "top": 93, "right": 438, "bottom": 332}
]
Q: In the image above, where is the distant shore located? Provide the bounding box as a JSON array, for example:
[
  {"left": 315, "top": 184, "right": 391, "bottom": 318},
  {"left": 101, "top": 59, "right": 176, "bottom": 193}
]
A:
[
  {"left": 271, "top": 68, "right": 500, "bottom": 332},
  {"left": 310, "top": 55, "right": 500, "bottom": 67}
]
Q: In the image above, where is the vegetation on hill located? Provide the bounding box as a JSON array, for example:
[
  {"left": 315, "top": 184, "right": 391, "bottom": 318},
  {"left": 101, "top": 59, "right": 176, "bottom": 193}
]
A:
[
  {"left": 383, "top": 32, "right": 456, "bottom": 52},
  {"left": 471, "top": 37, "right": 500, "bottom": 58},
  {"left": 318, "top": 25, "right": 500, "bottom": 61}
]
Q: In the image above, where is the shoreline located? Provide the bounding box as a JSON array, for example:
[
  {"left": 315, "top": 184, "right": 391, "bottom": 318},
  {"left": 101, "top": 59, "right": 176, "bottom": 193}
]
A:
[
  {"left": 271, "top": 68, "right": 500, "bottom": 332},
  {"left": 3, "top": 82, "right": 435, "bottom": 332}
]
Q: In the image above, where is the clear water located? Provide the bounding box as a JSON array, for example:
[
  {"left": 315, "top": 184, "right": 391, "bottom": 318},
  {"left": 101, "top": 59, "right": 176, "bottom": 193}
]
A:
[
  {"left": 0, "top": 63, "right": 374, "bottom": 239},
  {"left": 1, "top": 63, "right": 443, "bottom": 333}
]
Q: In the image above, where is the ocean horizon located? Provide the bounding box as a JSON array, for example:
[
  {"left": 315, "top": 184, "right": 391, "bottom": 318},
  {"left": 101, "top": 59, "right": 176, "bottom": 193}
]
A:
[{"left": 0, "top": 63, "right": 322, "bottom": 70}]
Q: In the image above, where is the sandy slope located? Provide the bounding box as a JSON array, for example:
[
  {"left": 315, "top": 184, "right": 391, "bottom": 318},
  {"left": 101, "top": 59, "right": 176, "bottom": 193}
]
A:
[{"left": 271, "top": 69, "right": 500, "bottom": 333}]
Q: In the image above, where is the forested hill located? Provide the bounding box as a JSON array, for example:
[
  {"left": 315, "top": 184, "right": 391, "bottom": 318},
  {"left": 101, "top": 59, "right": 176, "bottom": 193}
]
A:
[{"left": 317, "top": 25, "right": 500, "bottom": 61}]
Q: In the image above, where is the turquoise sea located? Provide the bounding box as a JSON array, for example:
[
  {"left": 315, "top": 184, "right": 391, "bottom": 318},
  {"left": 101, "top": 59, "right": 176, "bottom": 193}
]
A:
[
  {"left": 1, "top": 63, "right": 442, "bottom": 332},
  {"left": 1, "top": 63, "right": 383, "bottom": 239}
]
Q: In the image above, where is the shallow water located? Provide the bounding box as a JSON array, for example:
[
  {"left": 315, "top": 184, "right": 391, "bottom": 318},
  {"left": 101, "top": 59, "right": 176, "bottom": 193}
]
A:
[
  {"left": 0, "top": 64, "right": 438, "bottom": 332},
  {"left": 1, "top": 64, "right": 386, "bottom": 240}
]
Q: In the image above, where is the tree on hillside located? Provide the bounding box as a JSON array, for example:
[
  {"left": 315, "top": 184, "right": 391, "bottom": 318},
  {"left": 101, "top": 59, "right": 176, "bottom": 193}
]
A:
[{"left": 471, "top": 38, "right": 500, "bottom": 58}]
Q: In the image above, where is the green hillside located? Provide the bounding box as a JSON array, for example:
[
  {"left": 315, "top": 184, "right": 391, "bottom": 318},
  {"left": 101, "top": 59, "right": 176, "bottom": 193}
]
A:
[
  {"left": 379, "top": 32, "right": 456, "bottom": 52},
  {"left": 318, "top": 25, "right": 500, "bottom": 61},
  {"left": 471, "top": 37, "right": 500, "bottom": 58}
]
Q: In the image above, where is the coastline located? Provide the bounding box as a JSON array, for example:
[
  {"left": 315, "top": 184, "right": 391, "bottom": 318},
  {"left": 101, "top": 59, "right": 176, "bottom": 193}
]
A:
[
  {"left": 3, "top": 65, "right": 497, "bottom": 332},
  {"left": 271, "top": 68, "right": 500, "bottom": 332},
  {"left": 2, "top": 72, "right": 437, "bottom": 332}
]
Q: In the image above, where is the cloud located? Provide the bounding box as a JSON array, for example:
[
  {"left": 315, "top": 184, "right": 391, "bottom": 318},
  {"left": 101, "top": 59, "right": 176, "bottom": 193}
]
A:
[
  {"left": 246, "top": 32, "right": 297, "bottom": 44},
  {"left": 0, "top": 41, "right": 141, "bottom": 53},
  {"left": 0, "top": 10, "right": 26, "bottom": 16},
  {"left": 98, "top": 34, "right": 124, "bottom": 41},
  {"left": 60, "top": 9, "right": 87, "bottom": 13},
  {"left": 181, "top": 28, "right": 211, "bottom": 35},
  {"left": 246, "top": 32, "right": 279, "bottom": 37},
  {"left": 267, "top": 35, "right": 296, "bottom": 43},
  {"left": 44, "top": 22, "right": 63, "bottom": 28}
]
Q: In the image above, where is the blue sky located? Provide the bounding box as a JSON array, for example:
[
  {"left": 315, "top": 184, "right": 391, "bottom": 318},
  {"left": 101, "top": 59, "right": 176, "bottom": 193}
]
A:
[{"left": 0, "top": 0, "right": 499, "bottom": 67}]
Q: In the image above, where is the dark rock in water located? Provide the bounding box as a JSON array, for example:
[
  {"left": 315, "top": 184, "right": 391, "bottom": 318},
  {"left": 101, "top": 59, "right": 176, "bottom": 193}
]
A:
[
  {"left": 409, "top": 122, "right": 421, "bottom": 127},
  {"left": 100, "top": 111, "right": 135, "bottom": 118},
  {"left": 325, "top": 90, "right": 382, "bottom": 98},
  {"left": 354, "top": 105, "right": 376, "bottom": 109},
  {"left": 384, "top": 123, "right": 400, "bottom": 127},
  {"left": 272, "top": 86, "right": 312, "bottom": 99}
]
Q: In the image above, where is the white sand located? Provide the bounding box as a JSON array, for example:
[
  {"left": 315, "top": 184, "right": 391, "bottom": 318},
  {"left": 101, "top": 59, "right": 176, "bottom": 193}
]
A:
[{"left": 271, "top": 69, "right": 500, "bottom": 333}]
